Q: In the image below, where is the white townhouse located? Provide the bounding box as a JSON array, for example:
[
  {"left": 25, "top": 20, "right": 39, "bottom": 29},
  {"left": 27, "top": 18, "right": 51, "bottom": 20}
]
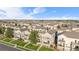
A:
[
  {"left": 44, "top": 24, "right": 54, "bottom": 30},
  {"left": 32, "top": 24, "right": 47, "bottom": 33},
  {"left": 13, "top": 26, "right": 30, "bottom": 42},
  {"left": 38, "top": 31, "right": 54, "bottom": 47}
]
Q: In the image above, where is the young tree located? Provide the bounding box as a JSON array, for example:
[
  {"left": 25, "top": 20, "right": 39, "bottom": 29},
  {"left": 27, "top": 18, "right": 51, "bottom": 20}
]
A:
[
  {"left": 0, "top": 28, "right": 3, "bottom": 34},
  {"left": 0, "top": 27, "right": 5, "bottom": 34},
  {"left": 5, "top": 28, "right": 14, "bottom": 38},
  {"left": 57, "top": 25, "right": 61, "bottom": 29},
  {"left": 29, "top": 31, "right": 38, "bottom": 44},
  {"left": 15, "top": 23, "right": 17, "bottom": 26}
]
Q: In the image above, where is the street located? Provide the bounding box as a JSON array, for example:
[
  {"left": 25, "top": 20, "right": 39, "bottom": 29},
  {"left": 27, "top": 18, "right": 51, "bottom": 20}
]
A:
[{"left": 0, "top": 43, "right": 20, "bottom": 51}]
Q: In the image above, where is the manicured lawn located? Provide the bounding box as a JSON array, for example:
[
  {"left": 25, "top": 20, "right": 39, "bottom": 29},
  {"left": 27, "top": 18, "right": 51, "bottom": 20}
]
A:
[
  {"left": 0, "top": 40, "right": 14, "bottom": 47},
  {"left": 0, "top": 40, "right": 30, "bottom": 51},
  {"left": 0, "top": 38, "right": 54, "bottom": 51},
  {"left": 39, "top": 46, "right": 53, "bottom": 51},
  {"left": 11, "top": 39, "right": 27, "bottom": 47},
  {"left": 25, "top": 43, "right": 39, "bottom": 50},
  {"left": 17, "top": 46, "right": 31, "bottom": 51},
  {"left": 3, "top": 38, "right": 12, "bottom": 42}
]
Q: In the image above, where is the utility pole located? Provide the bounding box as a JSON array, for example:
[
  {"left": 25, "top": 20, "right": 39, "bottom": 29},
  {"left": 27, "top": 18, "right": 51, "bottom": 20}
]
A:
[{"left": 54, "top": 31, "right": 58, "bottom": 49}]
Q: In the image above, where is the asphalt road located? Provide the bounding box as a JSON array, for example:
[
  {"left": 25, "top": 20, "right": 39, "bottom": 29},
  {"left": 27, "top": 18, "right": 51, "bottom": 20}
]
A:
[{"left": 0, "top": 43, "right": 20, "bottom": 51}]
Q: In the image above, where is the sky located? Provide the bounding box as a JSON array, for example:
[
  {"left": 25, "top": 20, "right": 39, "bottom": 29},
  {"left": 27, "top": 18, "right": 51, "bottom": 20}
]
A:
[{"left": 0, "top": 7, "right": 79, "bottom": 20}]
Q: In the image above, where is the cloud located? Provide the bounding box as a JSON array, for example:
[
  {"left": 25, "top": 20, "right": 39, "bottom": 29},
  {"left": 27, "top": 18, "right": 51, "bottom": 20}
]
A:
[
  {"left": 43, "top": 16, "right": 79, "bottom": 20},
  {"left": 0, "top": 9, "right": 7, "bottom": 18},
  {"left": 33, "top": 7, "right": 45, "bottom": 14},
  {"left": 24, "top": 7, "right": 45, "bottom": 17},
  {"left": 0, "top": 7, "right": 78, "bottom": 20},
  {"left": 22, "top": 7, "right": 46, "bottom": 19},
  {"left": 0, "top": 7, "right": 46, "bottom": 19},
  {"left": 0, "top": 7, "right": 25, "bottom": 19}
]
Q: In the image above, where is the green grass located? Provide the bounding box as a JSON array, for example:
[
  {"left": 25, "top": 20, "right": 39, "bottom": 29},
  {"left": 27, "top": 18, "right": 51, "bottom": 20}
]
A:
[
  {"left": 3, "top": 38, "right": 12, "bottom": 42},
  {"left": 25, "top": 43, "right": 39, "bottom": 50},
  {"left": 39, "top": 46, "right": 53, "bottom": 51},
  {"left": 0, "top": 38, "right": 54, "bottom": 51},
  {"left": 0, "top": 40, "right": 31, "bottom": 51},
  {"left": 11, "top": 39, "right": 27, "bottom": 47},
  {"left": 17, "top": 46, "right": 31, "bottom": 51},
  {"left": 0, "top": 40, "right": 14, "bottom": 47}
]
